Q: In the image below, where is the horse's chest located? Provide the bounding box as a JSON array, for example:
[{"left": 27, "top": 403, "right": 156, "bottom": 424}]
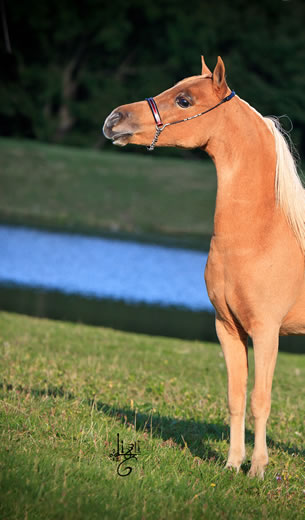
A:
[
  {"left": 204, "top": 240, "right": 226, "bottom": 311},
  {"left": 204, "top": 238, "right": 241, "bottom": 314}
]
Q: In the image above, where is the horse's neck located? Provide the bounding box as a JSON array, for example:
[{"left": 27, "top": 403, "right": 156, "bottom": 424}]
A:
[{"left": 206, "top": 99, "right": 277, "bottom": 239}]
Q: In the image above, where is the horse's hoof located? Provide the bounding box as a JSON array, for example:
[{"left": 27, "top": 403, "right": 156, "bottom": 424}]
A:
[
  {"left": 225, "top": 461, "right": 241, "bottom": 473},
  {"left": 248, "top": 464, "right": 265, "bottom": 479}
]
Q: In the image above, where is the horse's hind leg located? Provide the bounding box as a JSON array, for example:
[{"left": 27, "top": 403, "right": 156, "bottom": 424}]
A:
[
  {"left": 216, "top": 317, "right": 248, "bottom": 471},
  {"left": 249, "top": 327, "right": 279, "bottom": 478}
]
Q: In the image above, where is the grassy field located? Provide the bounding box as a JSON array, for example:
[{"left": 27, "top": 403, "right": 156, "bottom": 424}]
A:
[
  {"left": 0, "top": 311, "right": 304, "bottom": 520},
  {"left": 0, "top": 138, "right": 216, "bottom": 249}
]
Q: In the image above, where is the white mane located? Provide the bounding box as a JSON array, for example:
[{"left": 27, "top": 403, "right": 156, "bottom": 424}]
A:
[{"left": 264, "top": 117, "right": 305, "bottom": 253}]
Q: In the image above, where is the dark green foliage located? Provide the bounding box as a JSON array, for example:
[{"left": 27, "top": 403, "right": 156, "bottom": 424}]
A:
[{"left": 1, "top": 0, "right": 305, "bottom": 155}]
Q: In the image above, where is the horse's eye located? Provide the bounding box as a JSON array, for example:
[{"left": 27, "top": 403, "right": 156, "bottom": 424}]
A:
[{"left": 176, "top": 97, "right": 191, "bottom": 108}]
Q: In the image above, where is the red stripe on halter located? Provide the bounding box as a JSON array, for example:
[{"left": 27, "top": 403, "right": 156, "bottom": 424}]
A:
[{"left": 145, "top": 97, "right": 163, "bottom": 127}]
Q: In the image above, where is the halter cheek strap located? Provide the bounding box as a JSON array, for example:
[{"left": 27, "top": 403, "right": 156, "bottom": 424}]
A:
[
  {"left": 145, "top": 97, "right": 164, "bottom": 127},
  {"left": 145, "top": 90, "right": 236, "bottom": 151}
]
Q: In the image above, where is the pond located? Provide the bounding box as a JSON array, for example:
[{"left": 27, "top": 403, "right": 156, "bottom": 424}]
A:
[{"left": 0, "top": 224, "right": 212, "bottom": 311}]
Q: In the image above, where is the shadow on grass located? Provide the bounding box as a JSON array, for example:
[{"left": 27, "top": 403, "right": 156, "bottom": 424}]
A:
[
  {"left": 92, "top": 400, "right": 305, "bottom": 465},
  {"left": 95, "top": 399, "right": 228, "bottom": 465},
  {"left": 2, "top": 381, "right": 304, "bottom": 470}
]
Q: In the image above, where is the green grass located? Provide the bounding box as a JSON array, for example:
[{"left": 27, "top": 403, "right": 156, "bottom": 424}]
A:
[
  {"left": 0, "top": 138, "right": 216, "bottom": 249},
  {"left": 0, "top": 311, "right": 304, "bottom": 519}
]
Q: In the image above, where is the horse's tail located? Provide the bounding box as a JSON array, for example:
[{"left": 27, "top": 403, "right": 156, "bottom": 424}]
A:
[{"left": 264, "top": 116, "right": 305, "bottom": 253}]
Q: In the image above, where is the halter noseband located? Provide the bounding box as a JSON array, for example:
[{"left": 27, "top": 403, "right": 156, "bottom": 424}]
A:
[{"left": 145, "top": 90, "right": 236, "bottom": 151}]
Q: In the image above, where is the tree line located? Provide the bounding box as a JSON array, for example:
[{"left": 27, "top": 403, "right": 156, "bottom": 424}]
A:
[{"left": 1, "top": 0, "right": 305, "bottom": 158}]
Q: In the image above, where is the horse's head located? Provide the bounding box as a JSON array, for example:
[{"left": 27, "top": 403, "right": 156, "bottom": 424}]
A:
[{"left": 103, "top": 56, "right": 232, "bottom": 150}]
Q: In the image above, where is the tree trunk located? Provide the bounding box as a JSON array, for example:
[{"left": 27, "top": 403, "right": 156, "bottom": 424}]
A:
[{"left": 54, "top": 45, "right": 85, "bottom": 140}]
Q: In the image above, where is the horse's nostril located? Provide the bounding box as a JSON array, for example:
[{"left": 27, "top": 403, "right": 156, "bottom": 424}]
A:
[
  {"left": 107, "top": 111, "right": 123, "bottom": 129},
  {"left": 103, "top": 110, "right": 131, "bottom": 140}
]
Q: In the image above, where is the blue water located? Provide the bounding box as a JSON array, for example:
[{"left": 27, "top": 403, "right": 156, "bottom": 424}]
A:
[{"left": 0, "top": 225, "right": 213, "bottom": 311}]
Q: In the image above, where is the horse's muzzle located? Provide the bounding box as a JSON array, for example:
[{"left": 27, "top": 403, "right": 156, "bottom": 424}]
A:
[{"left": 103, "top": 110, "right": 133, "bottom": 145}]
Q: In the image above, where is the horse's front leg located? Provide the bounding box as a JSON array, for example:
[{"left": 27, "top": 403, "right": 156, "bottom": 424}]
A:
[
  {"left": 249, "top": 327, "right": 279, "bottom": 479},
  {"left": 216, "top": 317, "right": 248, "bottom": 472}
]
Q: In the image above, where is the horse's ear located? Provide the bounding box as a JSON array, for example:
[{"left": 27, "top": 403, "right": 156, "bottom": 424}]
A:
[
  {"left": 201, "top": 55, "right": 212, "bottom": 76},
  {"left": 213, "top": 56, "right": 227, "bottom": 97}
]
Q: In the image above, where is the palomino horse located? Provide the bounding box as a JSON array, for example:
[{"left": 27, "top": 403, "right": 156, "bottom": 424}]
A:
[{"left": 103, "top": 56, "right": 305, "bottom": 478}]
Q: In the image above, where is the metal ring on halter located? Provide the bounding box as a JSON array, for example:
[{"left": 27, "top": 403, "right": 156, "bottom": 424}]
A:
[{"left": 145, "top": 91, "right": 236, "bottom": 151}]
